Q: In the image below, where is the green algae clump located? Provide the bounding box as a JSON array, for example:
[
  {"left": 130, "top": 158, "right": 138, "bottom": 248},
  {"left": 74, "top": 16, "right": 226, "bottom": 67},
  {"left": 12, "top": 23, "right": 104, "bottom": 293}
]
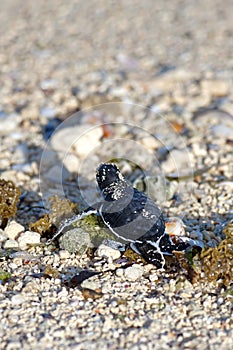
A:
[
  {"left": 29, "top": 196, "right": 78, "bottom": 237},
  {"left": 0, "top": 270, "right": 11, "bottom": 283},
  {"left": 200, "top": 221, "right": 233, "bottom": 286},
  {"left": 123, "top": 247, "right": 147, "bottom": 264},
  {"left": 77, "top": 214, "right": 116, "bottom": 248},
  {"left": 0, "top": 179, "right": 21, "bottom": 228},
  {"left": 29, "top": 214, "right": 55, "bottom": 237},
  {"left": 48, "top": 195, "right": 79, "bottom": 226}
]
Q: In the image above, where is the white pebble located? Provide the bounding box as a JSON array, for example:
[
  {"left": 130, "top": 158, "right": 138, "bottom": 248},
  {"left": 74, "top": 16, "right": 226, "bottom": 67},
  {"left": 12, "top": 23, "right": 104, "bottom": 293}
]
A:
[
  {"left": 4, "top": 220, "right": 25, "bottom": 240},
  {"left": 140, "top": 136, "right": 160, "bottom": 150},
  {"left": 62, "top": 153, "right": 79, "bottom": 173},
  {"left": 5, "top": 341, "right": 21, "bottom": 350},
  {"left": 11, "top": 294, "right": 26, "bottom": 305},
  {"left": 124, "top": 264, "right": 144, "bottom": 281},
  {"left": 50, "top": 124, "right": 103, "bottom": 159},
  {"left": 0, "top": 229, "right": 7, "bottom": 243},
  {"left": 18, "top": 231, "right": 41, "bottom": 250},
  {"left": 40, "top": 79, "right": 57, "bottom": 91},
  {"left": 149, "top": 272, "right": 159, "bottom": 282},
  {"left": 95, "top": 244, "right": 121, "bottom": 261},
  {"left": 59, "top": 250, "right": 70, "bottom": 259},
  {"left": 72, "top": 125, "right": 103, "bottom": 158},
  {"left": 8, "top": 315, "right": 19, "bottom": 324},
  {"left": 4, "top": 239, "right": 19, "bottom": 249},
  {"left": 201, "top": 79, "right": 229, "bottom": 97},
  {"left": 0, "top": 113, "right": 21, "bottom": 133},
  {"left": 81, "top": 280, "right": 100, "bottom": 291},
  {"left": 115, "top": 268, "right": 125, "bottom": 277}
]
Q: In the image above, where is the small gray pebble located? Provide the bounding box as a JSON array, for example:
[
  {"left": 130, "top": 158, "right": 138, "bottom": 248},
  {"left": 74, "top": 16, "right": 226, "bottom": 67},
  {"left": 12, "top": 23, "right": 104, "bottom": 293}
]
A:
[
  {"left": 59, "top": 227, "right": 92, "bottom": 254},
  {"left": 124, "top": 264, "right": 144, "bottom": 281},
  {"left": 11, "top": 294, "right": 26, "bottom": 305}
]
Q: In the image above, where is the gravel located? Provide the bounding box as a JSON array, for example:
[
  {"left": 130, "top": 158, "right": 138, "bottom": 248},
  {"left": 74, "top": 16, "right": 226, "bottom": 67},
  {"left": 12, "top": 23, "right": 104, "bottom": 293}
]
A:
[{"left": 0, "top": 1, "right": 233, "bottom": 349}]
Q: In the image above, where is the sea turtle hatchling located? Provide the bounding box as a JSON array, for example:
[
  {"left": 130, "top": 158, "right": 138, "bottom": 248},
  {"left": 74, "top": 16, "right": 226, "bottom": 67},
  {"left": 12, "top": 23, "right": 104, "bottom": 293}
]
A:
[{"left": 49, "top": 163, "right": 195, "bottom": 268}]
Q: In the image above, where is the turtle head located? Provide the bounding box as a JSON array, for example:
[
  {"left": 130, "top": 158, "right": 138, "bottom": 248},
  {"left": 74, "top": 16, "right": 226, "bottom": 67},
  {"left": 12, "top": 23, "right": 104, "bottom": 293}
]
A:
[{"left": 96, "top": 163, "right": 123, "bottom": 192}]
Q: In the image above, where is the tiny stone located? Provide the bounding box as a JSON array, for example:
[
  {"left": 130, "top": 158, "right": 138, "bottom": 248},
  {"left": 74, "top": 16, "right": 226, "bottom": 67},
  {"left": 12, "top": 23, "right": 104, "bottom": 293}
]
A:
[
  {"left": 59, "top": 250, "right": 70, "bottom": 259},
  {"left": 52, "top": 329, "right": 65, "bottom": 338},
  {"left": 140, "top": 136, "right": 160, "bottom": 150},
  {"left": 39, "top": 149, "right": 58, "bottom": 169},
  {"left": 62, "top": 153, "right": 79, "bottom": 173},
  {"left": 11, "top": 294, "right": 26, "bottom": 305},
  {"left": 50, "top": 124, "right": 103, "bottom": 159},
  {"left": 0, "top": 229, "right": 7, "bottom": 243},
  {"left": 124, "top": 264, "right": 144, "bottom": 281},
  {"left": 217, "top": 297, "right": 224, "bottom": 305},
  {"left": 95, "top": 244, "right": 121, "bottom": 261},
  {"left": 5, "top": 341, "right": 21, "bottom": 350},
  {"left": 201, "top": 79, "right": 229, "bottom": 97},
  {"left": 8, "top": 315, "right": 19, "bottom": 324},
  {"left": 0, "top": 113, "right": 21, "bottom": 134},
  {"left": 40, "top": 79, "right": 57, "bottom": 91},
  {"left": 18, "top": 231, "right": 40, "bottom": 250},
  {"left": 40, "top": 107, "right": 56, "bottom": 118},
  {"left": 211, "top": 124, "right": 233, "bottom": 139},
  {"left": 4, "top": 220, "right": 25, "bottom": 240},
  {"left": 12, "top": 163, "right": 34, "bottom": 175},
  {"left": 221, "top": 102, "right": 233, "bottom": 115},
  {"left": 149, "top": 272, "right": 159, "bottom": 282},
  {"left": 4, "top": 239, "right": 19, "bottom": 249},
  {"left": 13, "top": 143, "right": 28, "bottom": 163},
  {"left": 162, "top": 148, "right": 193, "bottom": 174},
  {"left": 22, "top": 281, "right": 40, "bottom": 293},
  {"left": 64, "top": 97, "right": 79, "bottom": 111},
  {"left": 115, "top": 268, "right": 125, "bottom": 277},
  {"left": 72, "top": 125, "right": 103, "bottom": 158},
  {"left": 59, "top": 227, "right": 91, "bottom": 254},
  {"left": 81, "top": 279, "right": 100, "bottom": 291}
]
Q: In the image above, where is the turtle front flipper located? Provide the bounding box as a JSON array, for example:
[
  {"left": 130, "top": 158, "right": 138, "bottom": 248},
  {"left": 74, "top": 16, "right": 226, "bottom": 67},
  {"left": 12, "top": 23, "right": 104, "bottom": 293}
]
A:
[{"left": 46, "top": 207, "right": 98, "bottom": 244}]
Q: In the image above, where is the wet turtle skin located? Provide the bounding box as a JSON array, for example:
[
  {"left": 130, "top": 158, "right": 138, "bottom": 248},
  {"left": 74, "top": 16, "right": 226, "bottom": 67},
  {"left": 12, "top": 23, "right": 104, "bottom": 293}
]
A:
[{"left": 96, "top": 163, "right": 189, "bottom": 268}]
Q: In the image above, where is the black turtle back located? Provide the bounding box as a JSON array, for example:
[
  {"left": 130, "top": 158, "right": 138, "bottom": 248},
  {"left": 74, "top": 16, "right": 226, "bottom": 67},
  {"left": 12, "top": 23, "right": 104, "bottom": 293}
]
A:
[{"left": 96, "top": 163, "right": 166, "bottom": 244}]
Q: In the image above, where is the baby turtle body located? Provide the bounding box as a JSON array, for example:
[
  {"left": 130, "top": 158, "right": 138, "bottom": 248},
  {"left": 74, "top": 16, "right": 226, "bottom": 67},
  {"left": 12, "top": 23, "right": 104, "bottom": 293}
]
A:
[
  {"left": 96, "top": 163, "right": 189, "bottom": 268},
  {"left": 96, "top": 163, "right": 165, "bottom": 242},
  {"left": 50, "top": 163, "right": 190, "bottom": 269}
]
